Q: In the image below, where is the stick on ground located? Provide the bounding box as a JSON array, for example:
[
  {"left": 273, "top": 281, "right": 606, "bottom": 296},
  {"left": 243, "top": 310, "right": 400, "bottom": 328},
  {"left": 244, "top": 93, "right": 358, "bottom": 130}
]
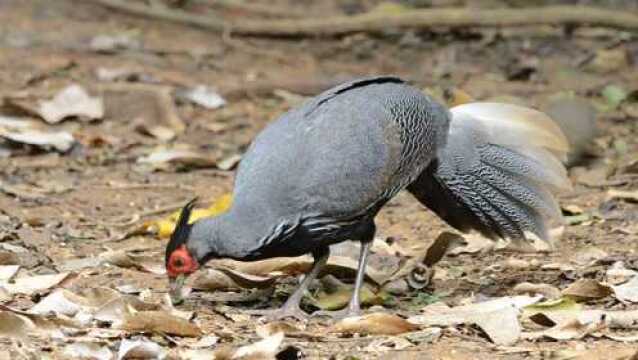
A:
[{"left": 90, "top": 1, "right": 638, "bottom": 37}]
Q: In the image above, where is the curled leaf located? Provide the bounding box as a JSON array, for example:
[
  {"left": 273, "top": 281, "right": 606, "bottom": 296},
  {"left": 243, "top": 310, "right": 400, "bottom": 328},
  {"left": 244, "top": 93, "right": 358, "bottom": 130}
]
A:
[{"left": 330, "top": 313, "right": 418, "bottom": 335}]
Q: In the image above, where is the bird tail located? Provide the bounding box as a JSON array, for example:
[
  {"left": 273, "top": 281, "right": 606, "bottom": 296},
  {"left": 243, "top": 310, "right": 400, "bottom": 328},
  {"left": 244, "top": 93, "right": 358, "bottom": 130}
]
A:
[{"left": 408, "top": 102, "right": 571, "bottom": 246}]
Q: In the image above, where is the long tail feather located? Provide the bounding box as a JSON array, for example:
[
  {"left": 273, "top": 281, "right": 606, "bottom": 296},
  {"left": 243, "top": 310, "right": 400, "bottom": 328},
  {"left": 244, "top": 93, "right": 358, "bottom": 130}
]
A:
[{"left": 408, "top": 102, "right": 571, "bottom": 244}]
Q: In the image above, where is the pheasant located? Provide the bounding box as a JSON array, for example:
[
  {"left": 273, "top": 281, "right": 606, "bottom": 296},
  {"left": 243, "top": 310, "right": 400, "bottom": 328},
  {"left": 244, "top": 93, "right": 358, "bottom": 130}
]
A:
[{"left": 165, "top": 76, "right": 570, "bottom": 320}]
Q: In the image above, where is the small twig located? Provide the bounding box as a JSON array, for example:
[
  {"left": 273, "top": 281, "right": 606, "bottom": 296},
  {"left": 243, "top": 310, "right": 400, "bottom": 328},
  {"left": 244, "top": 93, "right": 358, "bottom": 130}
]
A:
[
  {"left": 94, "top": 181, "right": 195, "bottom": 191},
  {"left": 197, "top": 0, "right": 306, "bottom": 18},
  {"left": 220, "top": 25, "right": 289, "bottom": 62},
  {"left": 90, "top": 1, "right": 638, "bottom": 37}
]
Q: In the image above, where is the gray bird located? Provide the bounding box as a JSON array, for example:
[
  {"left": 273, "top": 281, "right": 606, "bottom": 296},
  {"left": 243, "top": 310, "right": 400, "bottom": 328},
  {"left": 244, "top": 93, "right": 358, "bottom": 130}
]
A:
[{"left": 166, "top": 76, "right": 570, "bottom": 320}]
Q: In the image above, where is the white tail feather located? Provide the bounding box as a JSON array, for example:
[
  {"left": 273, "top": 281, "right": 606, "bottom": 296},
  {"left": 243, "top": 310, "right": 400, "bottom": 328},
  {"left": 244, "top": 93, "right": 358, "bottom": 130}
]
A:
[{"left": 450, "top": 102, "right": 572, "bottom": 192}]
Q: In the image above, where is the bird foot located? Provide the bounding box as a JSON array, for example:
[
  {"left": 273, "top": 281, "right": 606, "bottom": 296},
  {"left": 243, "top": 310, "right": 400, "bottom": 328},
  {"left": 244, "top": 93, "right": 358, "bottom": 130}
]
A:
[
  {"left": 311, "top": 306, "right": 362, "bottom": 320},
  {"left": 245, "top": 304, "right": 309, "bottom": 322}
]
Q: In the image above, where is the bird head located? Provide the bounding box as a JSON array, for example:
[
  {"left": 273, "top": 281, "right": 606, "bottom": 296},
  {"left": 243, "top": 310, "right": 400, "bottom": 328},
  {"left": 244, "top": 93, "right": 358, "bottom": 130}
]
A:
[{"left": 165, "top": 198, "right": 200, "bottom": 304}]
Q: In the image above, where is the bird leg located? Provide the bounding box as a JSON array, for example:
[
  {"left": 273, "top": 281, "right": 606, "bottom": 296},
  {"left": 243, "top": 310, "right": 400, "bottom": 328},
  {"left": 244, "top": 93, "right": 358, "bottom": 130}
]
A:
[
  {"left": 313, "top": 240, "right": 372, "bottom": 320},
  {"left": 246, "top": 248, "right": 329, "bottom": 321}
]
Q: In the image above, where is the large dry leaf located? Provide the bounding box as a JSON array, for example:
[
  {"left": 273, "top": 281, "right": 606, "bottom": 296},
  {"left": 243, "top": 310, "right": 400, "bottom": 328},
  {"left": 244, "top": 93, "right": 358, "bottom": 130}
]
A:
[
  {"left": 120, "top": 311, "right": 202, "bottom": 337},
  {"left": 612, "top": 275, "right": 638, "bottom": 303},
  {"left": 117, "top": 338, "right": 166, "bottom": 360},
  {"left": 2, "top": 272, "right": 70, "bottom": 295},
  {"left": 30, "top": 288, "right": 120, "bottom": 317},
  {"left": 215, "top": 254, "right": 388, "bottom": 286},
  {"left": 330, "top": 313, "right": 418, "bottom": 335},
  {"left": 527, "top": 315, "right": 606, "bottom": 341},
  {"left": 0, "top": 128, "right": 75, "bottom": 152},
  {"left": 0, "top": 311, "right": 34, "bottom": 339},
  {"left": 9, "top": 84, "right": 104, "bottom": 124},
  {"left": 562, "top": 279, "right": 614, "bottom": 300},
  {"left": 409, "top": 296, "right": 541, "bottom": 345},
  {"left": 100, "top": 250, "right": 165, "bottom": 275}
]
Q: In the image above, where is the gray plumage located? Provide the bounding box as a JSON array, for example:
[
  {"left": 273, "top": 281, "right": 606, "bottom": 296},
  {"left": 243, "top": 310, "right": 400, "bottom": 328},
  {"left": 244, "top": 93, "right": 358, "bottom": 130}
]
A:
[{"left": 170, "top": 76, "right": 570, "bottom": 318}]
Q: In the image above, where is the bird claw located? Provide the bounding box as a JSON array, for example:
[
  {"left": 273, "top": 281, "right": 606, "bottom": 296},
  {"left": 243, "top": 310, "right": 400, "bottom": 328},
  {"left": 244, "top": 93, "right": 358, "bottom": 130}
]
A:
[
  {"left": 311, "top": 306, "right": 362, "bottom": 320},
  {"left": 245, "top": 305, "right": 309, "bottom": 322}
]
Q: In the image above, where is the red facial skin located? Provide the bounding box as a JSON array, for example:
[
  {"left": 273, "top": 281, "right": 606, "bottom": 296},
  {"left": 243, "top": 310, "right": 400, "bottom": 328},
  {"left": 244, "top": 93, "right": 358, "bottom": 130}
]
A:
[{"left": 166, "top": 245, "right": 199, "bottom": 278}]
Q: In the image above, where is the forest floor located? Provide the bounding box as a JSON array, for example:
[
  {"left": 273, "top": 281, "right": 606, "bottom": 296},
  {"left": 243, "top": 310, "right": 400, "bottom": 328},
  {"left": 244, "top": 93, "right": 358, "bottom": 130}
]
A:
[{"left": 0, "top": 1, "right": 638, "bottom": 359}]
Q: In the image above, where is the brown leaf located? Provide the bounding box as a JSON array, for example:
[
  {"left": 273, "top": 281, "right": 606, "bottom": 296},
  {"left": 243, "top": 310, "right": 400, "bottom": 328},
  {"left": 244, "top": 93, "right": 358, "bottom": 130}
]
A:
[
  {"left": 137, "top": 148, "right": 217, "bottom": 170},
  {"left": 513, "top": 282, "right": 561, "bottom": 300},
  {"left": 330, "top": 313, "right": 418, "bottom": 335},
  {"left": 562, "top": 279, "right": 613, "bottom": 301},
  {"left": 0, "top": 311, "right": 34, "bottom": 339},
  {"left": 410, "top": 296, "right": 542, "bottom": 345},
  {"left": 120, "top": 311, "right": 202, "bottom": 337}
]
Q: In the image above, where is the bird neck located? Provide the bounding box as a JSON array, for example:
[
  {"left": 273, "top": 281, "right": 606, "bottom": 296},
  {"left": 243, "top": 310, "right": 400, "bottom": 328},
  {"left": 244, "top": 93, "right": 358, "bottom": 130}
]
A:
[{"left": 188, "top": 209, "right": 268, "bottom": 263}]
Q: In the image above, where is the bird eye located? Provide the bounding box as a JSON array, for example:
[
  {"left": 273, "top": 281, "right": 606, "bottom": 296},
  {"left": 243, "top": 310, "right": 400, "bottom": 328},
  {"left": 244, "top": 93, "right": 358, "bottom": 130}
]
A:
[{"left": 173, "top": 258, "right": 184, "bottom": 268}]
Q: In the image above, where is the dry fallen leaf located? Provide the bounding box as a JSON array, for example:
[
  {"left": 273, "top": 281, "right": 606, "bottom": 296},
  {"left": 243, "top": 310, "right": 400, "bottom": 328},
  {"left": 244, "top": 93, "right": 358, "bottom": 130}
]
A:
[
  {"left": 448, "top": 233, "right": 496, "bottom": 255},
  {"left": 409, "top": 296, "right": 542, "bottom": 345},
  {"left": 117, "top": 338, "right": 166, "bottom": 360},
  {"left": 137, "top": 148, "right": 217, "bottom": 170},
  {"left": 330, "top": 313, "right": 418, "bottom": 336},
  {"left": 0, "top": 128, "right": 75, "bottom": 152},
  {"left": 2, "top": 272, "right": 71, "bottom": 295},
  {"left": 9, "top": 84, "right": 104, "bottom": 124},
  {"left": 525, "top": 313, "right": 606, "bottom": 341},
  {"left": 606, "top": 262, "right": 638, "bottom": 285},
  {"left": 30, "top": 288, "right": 120, "bottom": 317},
  {"left": 256, "top": 321, "right": 309, "bottom": 339},
  {"left": 0, "top": 265, "right": 19, "bottom": 282},
  {"left": 562, "top": 279, "right": 614, "bottom": 301},
  {"left": 513, "top": 282, "right": 561, "bottom": 300},
  {"left": 0, "top": 311, "right": 34, "bottom": 339},
  {"left": 175, "top": 85, "right": 226, "bottom": 110},
  {"left": 570, "top": 246, "right": 609, "bottom": 266},
  {"left": 612, "top": 275, "right": 638, "bottom": 303},
  {"left": 135, "top": 123, "right": 176, "bottom": 142},
  {"left": 313, "top": 283, "right": 382, "bottom": 310},
  {"left": 524, "top": 297, "right": 583, "bottom": 327},
  {"left": 120, "top": 311, "right": 202, "bottom": 337},
  {"left": 100, "top": 250, "right": 165, "bottom": 275}
]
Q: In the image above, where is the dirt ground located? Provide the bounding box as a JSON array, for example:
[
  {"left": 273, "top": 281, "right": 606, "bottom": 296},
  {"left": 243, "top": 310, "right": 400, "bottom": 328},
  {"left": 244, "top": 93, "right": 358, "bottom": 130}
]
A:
[{"left": 1, "top": 1, "right": 638, "bottom": 359}]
